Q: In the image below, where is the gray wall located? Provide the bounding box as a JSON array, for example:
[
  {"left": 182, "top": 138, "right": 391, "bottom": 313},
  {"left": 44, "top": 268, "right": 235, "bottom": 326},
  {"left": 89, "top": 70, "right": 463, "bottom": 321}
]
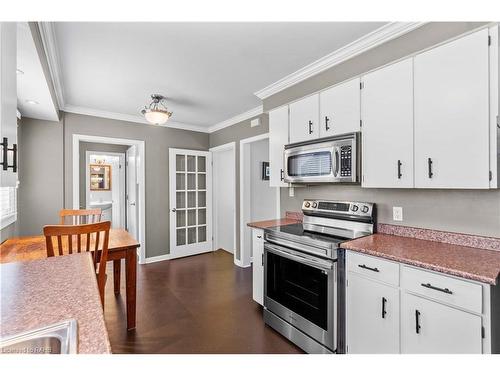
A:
[
  {"left": 250, "top": 138, "right": 276, "bottom": 221},
  {"left": 15, "top": 113, "right": 209, "bottom": 258},
  {"left": 79, "top": 142, "right": 129, "bottom": 209},
  {"left": 17, "top": 117, "right": 64, "bottom": 236},
  {"left": 209, "top": 113, "right": 269, "bottom": 259},
  {"left": 270, "top": 21, "right": 500, "bottom": 238}
]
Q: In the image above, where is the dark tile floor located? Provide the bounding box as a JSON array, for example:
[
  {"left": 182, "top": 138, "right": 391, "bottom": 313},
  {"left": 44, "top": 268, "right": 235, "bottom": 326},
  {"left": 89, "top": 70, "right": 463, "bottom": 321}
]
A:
[{"left": 104, "top": 249, "right": 303, "bottom": 354}]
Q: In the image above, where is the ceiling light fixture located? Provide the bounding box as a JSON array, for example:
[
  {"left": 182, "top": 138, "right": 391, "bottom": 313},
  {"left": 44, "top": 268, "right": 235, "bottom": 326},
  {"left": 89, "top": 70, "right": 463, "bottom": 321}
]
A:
[
  {"left": 141, "top": 94, "right": 173, "bottom": 125},
  {"left": 25, "top": 100, "right": 39, "bottom": 105}
]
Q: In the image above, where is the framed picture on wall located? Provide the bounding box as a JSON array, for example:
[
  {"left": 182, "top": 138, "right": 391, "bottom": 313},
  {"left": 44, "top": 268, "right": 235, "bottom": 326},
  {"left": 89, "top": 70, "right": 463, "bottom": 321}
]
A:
[{"left": 262, "top": 162, "right": 270, "bottom": 181}]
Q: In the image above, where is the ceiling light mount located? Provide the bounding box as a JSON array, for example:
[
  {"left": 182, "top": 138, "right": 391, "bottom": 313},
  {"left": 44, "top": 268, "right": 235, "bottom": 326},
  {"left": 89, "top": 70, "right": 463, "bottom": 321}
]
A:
[{"left": 141, "top": 94, "right": 173, "bottom": 125}]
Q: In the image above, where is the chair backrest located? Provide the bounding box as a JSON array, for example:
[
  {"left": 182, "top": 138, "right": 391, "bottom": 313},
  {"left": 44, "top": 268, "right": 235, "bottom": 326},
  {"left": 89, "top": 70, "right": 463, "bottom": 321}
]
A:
[
  {"left": 59, "top": 208, "right": 102, "bottom": 225},
  {"left": 43, "top": 221, "right": 111, "bottom": 306}
]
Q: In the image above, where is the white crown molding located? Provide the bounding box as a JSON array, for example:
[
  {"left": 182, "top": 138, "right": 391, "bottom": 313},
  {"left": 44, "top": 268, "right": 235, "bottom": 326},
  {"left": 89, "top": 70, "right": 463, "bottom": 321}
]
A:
[
  {"left": 63, "top": 105, "right": 210, "bottom": 133},
  {"left": 207, "top": 105, "right": 263, "bottom": 133},
  {"left": 254, "top": 22, "right": 428, "bottom": 100},
  {"left": 38, "top": 22, "right": 65, "bottom": 109}
]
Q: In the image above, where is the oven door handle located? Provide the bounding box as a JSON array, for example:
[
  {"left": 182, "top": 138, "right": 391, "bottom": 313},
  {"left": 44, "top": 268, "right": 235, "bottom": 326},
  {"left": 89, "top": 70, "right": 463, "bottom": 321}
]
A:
[{"left": 265, "top": 244, "right": 334, "bottom": 271}]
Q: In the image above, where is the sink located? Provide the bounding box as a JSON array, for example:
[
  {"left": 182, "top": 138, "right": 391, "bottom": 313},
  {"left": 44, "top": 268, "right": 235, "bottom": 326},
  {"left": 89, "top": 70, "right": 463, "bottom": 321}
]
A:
[
  {"left": 88, "top": 201, "right": 112, "bottom": 210},
  {"left": 0, "top": 319, "right": 78, "bottom": 354}
]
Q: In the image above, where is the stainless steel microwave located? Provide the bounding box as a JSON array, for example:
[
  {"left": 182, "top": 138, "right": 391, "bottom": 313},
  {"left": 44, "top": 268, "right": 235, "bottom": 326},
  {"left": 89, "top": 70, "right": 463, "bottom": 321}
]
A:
[{"left": 284, "top": 132, "right": 360, "bottom": 184}]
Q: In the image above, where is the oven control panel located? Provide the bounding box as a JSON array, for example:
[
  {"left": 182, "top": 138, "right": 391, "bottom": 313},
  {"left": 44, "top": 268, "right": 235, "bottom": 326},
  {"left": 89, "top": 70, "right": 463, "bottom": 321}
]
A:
[{"left": 302, "top": 199, "right": 374, "bottom": 218}]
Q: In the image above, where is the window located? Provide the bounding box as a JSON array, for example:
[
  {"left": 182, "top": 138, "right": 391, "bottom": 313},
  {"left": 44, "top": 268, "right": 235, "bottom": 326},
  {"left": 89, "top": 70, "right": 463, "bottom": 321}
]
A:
[{"left": 0, "top": 186, "right": 17, "bottom": 230}]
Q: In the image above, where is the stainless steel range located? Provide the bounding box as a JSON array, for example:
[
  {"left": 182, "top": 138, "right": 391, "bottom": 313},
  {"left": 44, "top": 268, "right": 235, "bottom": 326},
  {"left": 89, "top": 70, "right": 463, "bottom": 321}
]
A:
[{"left": 263, "top": 199, "right": 375, "bottom": 354}]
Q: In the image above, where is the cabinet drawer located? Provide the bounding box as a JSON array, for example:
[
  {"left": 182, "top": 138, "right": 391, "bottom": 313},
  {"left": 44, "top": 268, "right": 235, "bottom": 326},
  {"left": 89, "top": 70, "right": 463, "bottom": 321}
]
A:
[
  {"left": 347, "top": 251, "right": 399, "bottom": 286},
  {"left": 401, "top": 266, "right": 482, "bottom": 314}
]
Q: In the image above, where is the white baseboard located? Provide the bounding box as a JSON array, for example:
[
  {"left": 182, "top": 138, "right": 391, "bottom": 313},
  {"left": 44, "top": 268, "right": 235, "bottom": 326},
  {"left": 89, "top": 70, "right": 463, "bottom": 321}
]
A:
[{"left": 140, "top": 253, "right": 173, "bottom": 264}]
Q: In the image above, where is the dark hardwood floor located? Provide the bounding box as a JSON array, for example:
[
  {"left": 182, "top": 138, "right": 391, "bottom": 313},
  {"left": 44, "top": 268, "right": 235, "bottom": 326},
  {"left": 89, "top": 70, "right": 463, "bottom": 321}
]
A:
[{"left": 104, "top": 249, "right": 303, "bottom": 354}]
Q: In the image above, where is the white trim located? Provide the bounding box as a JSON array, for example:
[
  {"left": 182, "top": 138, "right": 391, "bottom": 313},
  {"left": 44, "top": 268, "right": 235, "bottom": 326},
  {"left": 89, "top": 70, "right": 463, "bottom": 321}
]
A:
[
  {"left": 210, "top": 142, "right": 237, "bottom": 265},
  {"left": 1, "top": 213, "right": 17, "bottom": 230},
  {"left": 141, "top": 253, "right": 173, "bottom": 264},
  {"left": 207, "top": 105, "right": 263, "bottom": 133},
  {"left": 63, "top": 104, "right": 210, "bottom": 133},
  {"left": 72, "top": 134, "right": 147, "bottom": 264},
  {"left": 254, "top": 22, "right": 427, "bottom": 100},
  {"left": 239, "top": 133, "right": 280, "bottom": 268},
  {"left": 38, "top": 22, "right": 65, "bottom": 108}
]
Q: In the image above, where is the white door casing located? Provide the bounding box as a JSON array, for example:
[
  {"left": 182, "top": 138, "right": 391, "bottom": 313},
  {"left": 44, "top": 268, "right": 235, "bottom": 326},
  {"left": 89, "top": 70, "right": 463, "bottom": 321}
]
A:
[
  {"left": 169, "top": 148, "right": 212, "bottom": 258},
  {"left": 126, "top": 146, "right": 138, "bottom": 238}
]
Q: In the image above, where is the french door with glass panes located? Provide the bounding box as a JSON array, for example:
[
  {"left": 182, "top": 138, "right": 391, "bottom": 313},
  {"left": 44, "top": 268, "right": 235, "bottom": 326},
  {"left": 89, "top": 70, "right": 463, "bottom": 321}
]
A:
[{"left": 169, "top": 148, "right": 212, "bottom": 258}]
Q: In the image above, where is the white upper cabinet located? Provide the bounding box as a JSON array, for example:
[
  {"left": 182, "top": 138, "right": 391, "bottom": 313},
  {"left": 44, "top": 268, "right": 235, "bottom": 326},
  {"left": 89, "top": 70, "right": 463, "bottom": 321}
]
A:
[
  {"left": 361, "top": 58, "right": 414, "bottom": 188},
  {"left": 268, "top": 106, "right": 289, "bottom": 187},
  {"left": 414, "top": 28, "right": 491, "bottom": 188},
  {"left": 289, "top": 94, "right": 319, "bottom": 143},
  {"left": 319, "top": 77, "right": 360, "bottom": 137}
]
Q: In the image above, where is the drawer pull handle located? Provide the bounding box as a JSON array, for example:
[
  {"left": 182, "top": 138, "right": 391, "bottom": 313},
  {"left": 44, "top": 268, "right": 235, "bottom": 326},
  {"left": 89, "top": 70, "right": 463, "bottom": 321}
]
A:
[
  {"left": 415, "top": 309, "right": 421, "bottom": 334},
  {"left": 381, "top": 297, "right": 387, "bottom": 319},
  {"left": 358, "top": 264, "right": 379, "bottom": 273},
  {"left": 420, "top": 283, "right": 453, "bottom": 295}
]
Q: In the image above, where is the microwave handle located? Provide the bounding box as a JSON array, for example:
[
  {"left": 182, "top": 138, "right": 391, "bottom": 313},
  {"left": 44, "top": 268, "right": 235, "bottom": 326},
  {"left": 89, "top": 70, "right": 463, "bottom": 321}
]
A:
[{"left": 333, "top": 147, "right": 340, "bottom": 177}]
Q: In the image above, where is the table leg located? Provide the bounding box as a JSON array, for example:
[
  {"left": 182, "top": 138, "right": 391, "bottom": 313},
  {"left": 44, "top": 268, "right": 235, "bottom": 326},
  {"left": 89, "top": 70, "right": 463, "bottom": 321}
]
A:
[
  {"left": 125, "top": 247, "right": 137, "bottom": 330},
  {"left": 113, "top": 259, "right": 121, "bottom": 295}
]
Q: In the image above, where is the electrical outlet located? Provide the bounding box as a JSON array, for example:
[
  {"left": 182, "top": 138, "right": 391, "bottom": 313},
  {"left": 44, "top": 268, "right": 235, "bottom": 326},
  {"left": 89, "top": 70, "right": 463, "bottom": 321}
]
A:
[{"left": 393, "top": 207, "right": 403, "bottom": 221}]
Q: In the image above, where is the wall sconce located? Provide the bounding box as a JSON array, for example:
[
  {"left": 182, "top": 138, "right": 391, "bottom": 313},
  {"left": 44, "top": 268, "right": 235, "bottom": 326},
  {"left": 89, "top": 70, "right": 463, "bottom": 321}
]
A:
[{"left": 1, "top": 137, "right": 17, "bottom": 172}]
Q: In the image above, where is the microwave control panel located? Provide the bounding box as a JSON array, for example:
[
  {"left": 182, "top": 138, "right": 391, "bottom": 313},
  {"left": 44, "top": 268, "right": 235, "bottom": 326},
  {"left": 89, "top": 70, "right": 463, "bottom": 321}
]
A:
[{"left": 340, "top": 145, "right": 352, "bottom": 177}]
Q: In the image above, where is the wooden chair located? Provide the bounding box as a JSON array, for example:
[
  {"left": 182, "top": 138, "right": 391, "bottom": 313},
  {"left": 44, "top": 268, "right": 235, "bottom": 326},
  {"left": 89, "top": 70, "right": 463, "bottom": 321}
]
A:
[
  {"left": 43, "top": 221, "right": 111, "bottom": 307},
  {"left": 59, "top": 208, "right": 102, "bottom": 225}
]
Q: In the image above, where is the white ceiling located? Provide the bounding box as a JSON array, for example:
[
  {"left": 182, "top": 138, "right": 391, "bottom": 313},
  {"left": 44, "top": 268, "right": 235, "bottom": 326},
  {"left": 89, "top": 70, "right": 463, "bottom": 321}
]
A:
[
  {"left": 52, "top": 22, "right": 387, "bottom": 129},
  {"left": 17, "top": 22, "right": 59, "bottom": 121}
]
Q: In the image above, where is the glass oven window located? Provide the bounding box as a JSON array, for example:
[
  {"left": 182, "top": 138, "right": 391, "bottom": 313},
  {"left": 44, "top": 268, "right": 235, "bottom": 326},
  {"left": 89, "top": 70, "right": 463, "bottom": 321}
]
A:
[
  {"left": 287, "top": 151, "right": 331, "bottom": 177},
  {"left": 267, "top": 251, "right": 328, "bottom": 330}
]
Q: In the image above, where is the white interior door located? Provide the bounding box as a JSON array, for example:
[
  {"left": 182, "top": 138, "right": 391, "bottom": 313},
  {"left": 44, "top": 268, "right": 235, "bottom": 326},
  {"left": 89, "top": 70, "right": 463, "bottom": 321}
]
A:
[
  {"left": 126, "top": 146, "right": 138, "bottom": 238},
  {"left": 169, "top": 148, "right": 212, "bottom": 258},
  {"left": 212, "top": 147, "right": 235, "bottom": 253}
]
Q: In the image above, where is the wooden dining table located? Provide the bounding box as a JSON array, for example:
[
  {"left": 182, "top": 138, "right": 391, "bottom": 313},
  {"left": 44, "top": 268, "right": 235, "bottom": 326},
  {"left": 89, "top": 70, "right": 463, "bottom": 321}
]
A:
[{"left": 0, "top": 228, "right": 140, "bottom": 331}]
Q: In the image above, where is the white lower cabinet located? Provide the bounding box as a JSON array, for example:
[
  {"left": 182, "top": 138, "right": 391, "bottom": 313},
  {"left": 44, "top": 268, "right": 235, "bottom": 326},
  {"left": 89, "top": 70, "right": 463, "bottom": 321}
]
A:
[
  {"left": 345, "top": 251, "right": 490, "bottom": 354},
  {"left": 252, "top": 228, "right": 264, "bottom": 305},
  {"left": 401, "top": 292, "right": 482, "bottom": 354},
  {"left": 347, "top": 273, "right": 400, "bottom": 353}
]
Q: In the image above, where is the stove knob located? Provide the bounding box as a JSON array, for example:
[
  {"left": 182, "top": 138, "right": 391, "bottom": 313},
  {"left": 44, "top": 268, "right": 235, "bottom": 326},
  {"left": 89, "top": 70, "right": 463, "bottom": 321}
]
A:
[
  {"left": 304, "top": 202, "right": 311, "bottom": 208},
  {"left": 351, "top": 204, "right": 359, "bottom": 212},
  {"left": 361, "top": 205, "right": 369, "bottom": 213},
  {"left": 312, "top": 202, "right": 318, "bottom": 208}
]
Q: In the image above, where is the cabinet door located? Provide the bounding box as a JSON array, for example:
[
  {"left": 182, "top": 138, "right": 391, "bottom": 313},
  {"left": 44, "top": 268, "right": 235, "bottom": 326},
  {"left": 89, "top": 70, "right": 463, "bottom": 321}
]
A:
[
  {"left": 252, "top": 228, "right": 264, "bottom": 305},
  {"left": 319, "top": 78, "right": 360, "bottom": 137},
  {"left": 401, "top": 293, "right": 482, "bottom": 354},
  {"left": 347, "top": 273, "right": 400, "bottom": 353},
  {"left": 0, "top": 23, "right": 18, "bottom": 187},
  {"left": 289, "top": 94, "right": 319, "bottom": 143},
  {"left": 414, "top": 28, "right": 490, "bottom": 188},
  {"left": 361, "top": 58, "right": 414, "bottom": 188},
  {"left": 269, "top": 106, "right": 288, "bottom": 187}
]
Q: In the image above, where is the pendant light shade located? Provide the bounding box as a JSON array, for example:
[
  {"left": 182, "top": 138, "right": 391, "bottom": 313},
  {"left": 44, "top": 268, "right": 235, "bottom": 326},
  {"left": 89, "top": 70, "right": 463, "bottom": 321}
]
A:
[{"left": 141, "top": 94, "right": 173, "bottom": 125}]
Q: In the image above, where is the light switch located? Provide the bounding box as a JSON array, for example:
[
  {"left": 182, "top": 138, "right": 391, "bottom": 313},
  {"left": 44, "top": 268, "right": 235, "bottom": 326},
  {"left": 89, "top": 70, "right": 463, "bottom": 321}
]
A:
[{"left": 393, "top": 207, "right": 403, "bottom": 221}]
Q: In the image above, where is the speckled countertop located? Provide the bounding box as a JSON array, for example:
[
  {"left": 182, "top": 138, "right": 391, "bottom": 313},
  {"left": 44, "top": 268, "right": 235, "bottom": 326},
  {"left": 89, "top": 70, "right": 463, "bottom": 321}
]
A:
[
  {"left": 342, "top": 234, "right": 500, "bottom": 285},
  {"left": 247, "top": 218, "right": 301, "bottom": 229},
  {"left": 0, "top": 253, "right": 111, "bottom": 353}
]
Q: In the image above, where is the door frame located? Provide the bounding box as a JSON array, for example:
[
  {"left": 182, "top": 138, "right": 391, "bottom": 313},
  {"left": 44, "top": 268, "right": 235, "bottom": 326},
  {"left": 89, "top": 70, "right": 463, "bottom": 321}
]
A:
[
  {"left": 85, "top": 150, "right": 126, "bottom": 228},
  {"left": 239, "top": 133, "right": 280, "bottom": 268},
  {"left": 209, "top": 142, "right": 237, "bottom": 261},
  {"left": 72, "top": 134, "right": 146, "bottom": 264},
  {"left": 168, "top": 148, "right": 213, "bottom": 259}
]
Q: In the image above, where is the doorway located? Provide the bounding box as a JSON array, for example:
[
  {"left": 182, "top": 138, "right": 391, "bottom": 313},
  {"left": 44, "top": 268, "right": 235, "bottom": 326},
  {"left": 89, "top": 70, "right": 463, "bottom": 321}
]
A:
[
  {"left": 239, "top": 133, "right": 280, "bottom": 267},
  {"left": 210, "top": 142, "right": 236, "bottom": 257},
  {"left": 72, "top": 134, "right": 146, "bottom": 263}
]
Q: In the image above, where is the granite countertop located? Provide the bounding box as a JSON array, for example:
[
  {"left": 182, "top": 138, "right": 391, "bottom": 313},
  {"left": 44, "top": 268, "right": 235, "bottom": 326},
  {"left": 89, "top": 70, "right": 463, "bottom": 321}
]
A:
[
  {"left": 247, "top": 218, "right": 301, "bottom": 229},
  {"left": 342, "top": 234, "right": 500, "bottom": 285},
  {"left": 0, "top": 253, "right": 111, "bottom": 353}
]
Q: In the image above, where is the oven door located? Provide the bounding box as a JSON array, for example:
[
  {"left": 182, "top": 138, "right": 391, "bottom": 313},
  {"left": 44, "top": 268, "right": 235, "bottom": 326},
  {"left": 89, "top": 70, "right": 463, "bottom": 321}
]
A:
[{"left": 264, "top": 242, "right": 336, "bottom": 351}]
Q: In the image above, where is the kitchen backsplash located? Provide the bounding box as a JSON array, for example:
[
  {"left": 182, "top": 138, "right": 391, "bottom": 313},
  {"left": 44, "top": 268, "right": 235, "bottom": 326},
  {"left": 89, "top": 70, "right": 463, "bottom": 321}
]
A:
[{"left": 280, "top": 185, "right": 500, "bottom": 239}]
